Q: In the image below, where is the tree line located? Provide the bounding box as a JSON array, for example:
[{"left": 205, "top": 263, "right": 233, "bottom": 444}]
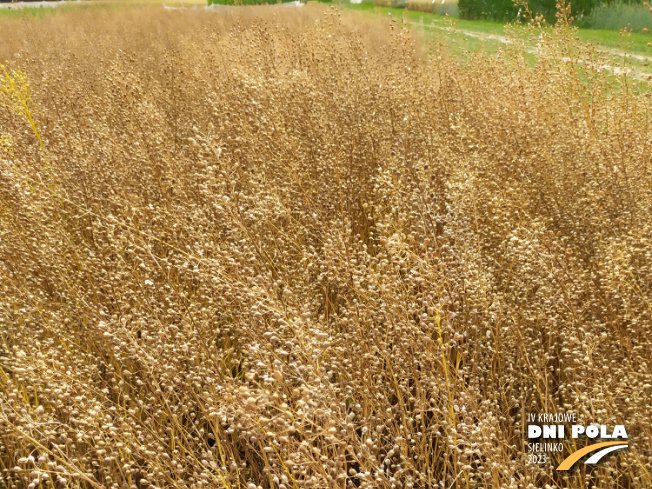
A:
[{"left": 458, "top": 0, "right": 614, "bottom": 23}]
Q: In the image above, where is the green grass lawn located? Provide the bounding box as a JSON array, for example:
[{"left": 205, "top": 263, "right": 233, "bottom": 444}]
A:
[
  {"left": 343, "top": 3, "right": 517, "bottom": 60},
  {"left": 576, "top": 27, "right": 652, "bottom": 56},
  {"left": 343, "top": 3, "right": 652, "bottom": 56},
  {"left": 343, "top": 2, "right": 652, "bottom": 80}
]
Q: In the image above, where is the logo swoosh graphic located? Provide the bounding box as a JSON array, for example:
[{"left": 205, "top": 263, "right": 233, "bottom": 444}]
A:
[
  {"left": 557, "top": 441, "right": 629, "bottom": 471},
  {"left": 584, "top": 444, "right": 628, "bottom": 464}
]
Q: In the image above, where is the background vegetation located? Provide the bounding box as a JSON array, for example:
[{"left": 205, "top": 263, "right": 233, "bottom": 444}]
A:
[
  {"left": 207, "top": 0, "right": 297, "bottom": 7},
  {"left": 579, "top": 0, "right": 652, "bottom": 31},
  {"left": 1, "top": 3, "right": 651, "bottom": 489},
  {"left": 405, "top": 0, "right": 459, "bottom": 17},
  {"left": 458, "top": 0, "right": 597, "bottom": 22}
]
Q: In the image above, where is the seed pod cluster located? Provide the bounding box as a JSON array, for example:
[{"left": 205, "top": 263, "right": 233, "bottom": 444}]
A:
[{"left": 0, "top": 4, "right": 650, "bottom": 489}]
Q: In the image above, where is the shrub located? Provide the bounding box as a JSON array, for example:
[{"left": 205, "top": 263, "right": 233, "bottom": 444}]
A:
[
  {"left": 458, "top": 0, "right": 517, "bottom": 21},
  {"left": 580, "top": 0, "right": 652, "bottom": 31},
  {"left": 458, "top": 0, "right": 597, "bottom": 23}
]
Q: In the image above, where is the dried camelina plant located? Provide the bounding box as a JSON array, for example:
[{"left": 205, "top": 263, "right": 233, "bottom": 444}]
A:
[{"left": 0, "top": 3, "right": 650, "bottom": 489}]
